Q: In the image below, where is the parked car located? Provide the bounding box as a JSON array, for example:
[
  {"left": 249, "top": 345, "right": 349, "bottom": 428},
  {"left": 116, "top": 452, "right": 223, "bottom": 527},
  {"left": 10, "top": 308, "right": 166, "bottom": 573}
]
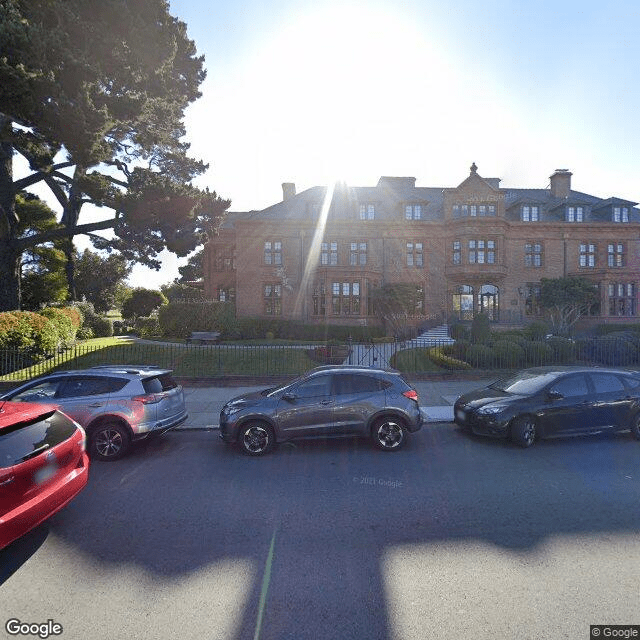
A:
[
  {"left": 454, "top": 366, "right": 640, "bottom": 447},
  {"left": 0, "top": 401, "right": 89, "bottom": 550},
  {"left": 1, "top": 366, "right": 187, "bottom": 461},
  {"left": 219, "top": 365, "right": 423, "bottom": 455}
]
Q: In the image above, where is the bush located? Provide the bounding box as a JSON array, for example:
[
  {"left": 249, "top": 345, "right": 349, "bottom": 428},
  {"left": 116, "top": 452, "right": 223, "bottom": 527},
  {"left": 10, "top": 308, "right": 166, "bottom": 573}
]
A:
[
  {"left": 39, "top": 307, "right": 77, "bottom": 348},
  {"left": 428, "top": 347, "right": 471, "bottom": 370},
  {"left": 492, "top": 340, "right": 525, "bottom": 368},
  {"left": 470, "top": 314, "right": 491, "bottom": 344},
  {"left": 546, "top": 336, "right": 575, "bottom": 363},
  {"left": 449, "top": 322, "right": 469, "bottom": 341},
  {"left": 306, "top": 345, "right": 350, "bottom": 364},
  {"left": 594, "top": 323, "right": 640, "bottom": 336},
  {"left": 135, "top": 316, "right": 161, "bottom": 338},
  {"left": 589, "top": 335, "right": 638, "bottom": 366},
  {"left": 523, "top": 321, "right": 549, "bottom": 340},
  {"left": 90, "top": 316, "right": 113, "bottom": 338},
  {"left": 0, "top": 311, "right": 58, "bottom": 359},
  {"left": 76, "top": 326, "right": 94, "bottom": 340},
  {"left": 465, "top": 344, "right": 494, "bottom": 368},
  {"left": 523, "top": 341, "right": 554, "bottom": 366}
]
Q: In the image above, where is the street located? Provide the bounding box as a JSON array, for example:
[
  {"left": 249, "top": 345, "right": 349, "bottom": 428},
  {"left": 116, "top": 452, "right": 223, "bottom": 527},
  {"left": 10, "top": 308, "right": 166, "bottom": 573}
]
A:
[{"left": 2, "top": 424, "right": 640, "bottom": 640}]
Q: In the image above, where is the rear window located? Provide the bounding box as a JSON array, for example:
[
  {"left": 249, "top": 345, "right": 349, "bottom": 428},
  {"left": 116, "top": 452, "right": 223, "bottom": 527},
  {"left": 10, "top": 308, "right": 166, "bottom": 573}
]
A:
[
  {"left": 333, "top": 374, "right": 389, "bottom": 395},
  {"left": 142, "top": 374, "right": 178, "bottom": 393},
  {"left": 0, "top": 411, "right": 77, "bottom": 469}
]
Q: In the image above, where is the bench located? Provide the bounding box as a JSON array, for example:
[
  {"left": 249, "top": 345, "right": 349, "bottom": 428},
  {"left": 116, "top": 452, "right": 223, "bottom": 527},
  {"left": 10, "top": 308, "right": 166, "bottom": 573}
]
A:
[{"left": 186, "top": 331, "right": 221, "bottom": 345}]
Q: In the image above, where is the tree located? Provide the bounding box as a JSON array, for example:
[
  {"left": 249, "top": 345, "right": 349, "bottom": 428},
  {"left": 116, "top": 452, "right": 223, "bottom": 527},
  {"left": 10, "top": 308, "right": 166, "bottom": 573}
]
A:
[
  {"left": 122, "top": 288, "right": 168, "bottom": 321},
  {"left": 16, "top": 193, "right": 68, "bottom": 309},
  {"left": 74, "top": 249, "right": 132, "bottom": 313},
  {"left": 540, "top": 276, "right": 599, "bottom": 336},
  {"left": 0, "top": 0, "right": 230, "bottom": 311},
  {"left": 371, "top": 284, "right": 423, "bottom": 335},
  {"left": 177, "top": 249, "right": 204, "bottom": 284}
]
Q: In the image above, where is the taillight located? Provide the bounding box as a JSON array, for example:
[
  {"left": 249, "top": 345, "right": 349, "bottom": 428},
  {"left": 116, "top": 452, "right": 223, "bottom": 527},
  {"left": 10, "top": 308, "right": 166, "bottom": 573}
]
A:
[
  {"left": 403, "top": 390, "right": 419, "bottom": 402},
  {"left": 76, "top": 425, "right": 87, "bottom": 452},
  {"left": 132, "top": 393, "right": 166, "bottom": 404}
]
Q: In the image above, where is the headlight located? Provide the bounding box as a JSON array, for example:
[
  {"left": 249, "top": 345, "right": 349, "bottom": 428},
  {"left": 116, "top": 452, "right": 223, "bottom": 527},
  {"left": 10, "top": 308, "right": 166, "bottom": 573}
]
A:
[
  {"left": 476, "top": 404, "right": 507, "bottom": 415},
  {"left": 223, "top": 403, "right": 245, "bottom": 416}
]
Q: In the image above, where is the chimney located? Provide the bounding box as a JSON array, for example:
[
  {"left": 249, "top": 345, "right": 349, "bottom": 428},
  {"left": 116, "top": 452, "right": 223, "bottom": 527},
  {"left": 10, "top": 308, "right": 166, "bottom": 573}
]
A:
[
  {"left": 282, "top": 182, "right": 296, "bottom": 201},
  {"left": 549, "top": 169, "right": 572, "bottom": 199}
]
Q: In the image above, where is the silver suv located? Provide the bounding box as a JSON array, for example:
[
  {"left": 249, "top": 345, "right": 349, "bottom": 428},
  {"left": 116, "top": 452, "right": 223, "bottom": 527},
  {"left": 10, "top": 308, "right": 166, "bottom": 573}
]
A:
[
  {"left": 1, "top": 366, "right": 187, "bottom": 461},
  {"left": 219, "top": 365, "right": 423, "bottom": 455}
]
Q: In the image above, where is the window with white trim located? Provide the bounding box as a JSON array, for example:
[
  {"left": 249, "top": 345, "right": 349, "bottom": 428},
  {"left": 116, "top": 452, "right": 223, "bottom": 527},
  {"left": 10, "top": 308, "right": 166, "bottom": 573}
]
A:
[
  {"left": 406, "top": 242, "right": 423, "bottom": 267},
  {"left": 579, "top": 243, "right": 596, "bottom": 267},
  {"left": 349, "top": 242, "right": 367, "bottom": 266},
  {"left": 468, "top": 239, "right": 495, "bottom": 264},
  {"left": 566, "top": 206, "right": 584, "bottom": 222},
  {"left": 608, "top": 243, "right": 625, "bottom": 267},
  {"left": 608, "top": 283, "right": 636, "bottom": 316},
  {"left": 359, "top": 204, "right": 375, "bottom": 220},
  {"left": 264, "top": 241, "right": 282, "bottom": 266},
  {"left": 452, "top": 240, "right": 461, "bottom": 265},
  {"left": 332, "top": 281, "right": 361, "bottom": 315},
  {"left": 524, "top": 242, "right": 543, "bottom": 267},
  {"left": 320, "top": 241, "right": 338, "bottom": 266},
  {"left": 613, "top": 207, "right": 629, "bottom": 223},
  {"left": 405, "top": 204, "right": 422, "bottom": 220},
  {"left": 522, "top": 205, "right": 539, "bottom": 222}
]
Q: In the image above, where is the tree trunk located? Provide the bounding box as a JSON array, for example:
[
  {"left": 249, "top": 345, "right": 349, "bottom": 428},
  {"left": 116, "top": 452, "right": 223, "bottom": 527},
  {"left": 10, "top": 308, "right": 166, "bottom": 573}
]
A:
[
  {"left": 63, "top": 238, "right": 76, "bottom": 302},
  {"left": 0, "top": 116, "right": 20, "bottom": 311}
]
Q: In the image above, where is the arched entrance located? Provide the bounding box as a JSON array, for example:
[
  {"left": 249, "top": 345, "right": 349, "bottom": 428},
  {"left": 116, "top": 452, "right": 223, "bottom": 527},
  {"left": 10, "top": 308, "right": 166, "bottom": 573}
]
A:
[{"left": 478, "top": 284, "right": 499, "bottom": 321}]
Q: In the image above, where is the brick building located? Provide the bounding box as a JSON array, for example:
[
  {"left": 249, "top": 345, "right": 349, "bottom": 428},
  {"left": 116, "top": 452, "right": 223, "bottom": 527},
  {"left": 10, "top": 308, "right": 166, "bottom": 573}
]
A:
[{"left": 204, "top": 165, "right": 640, "bottom": 329}]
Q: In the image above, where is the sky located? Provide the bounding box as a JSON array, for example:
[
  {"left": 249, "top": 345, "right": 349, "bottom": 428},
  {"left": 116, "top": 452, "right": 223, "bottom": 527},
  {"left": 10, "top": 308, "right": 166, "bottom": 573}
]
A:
[{"left": 31, "top": 0, "right": 640, "bottom": 289}]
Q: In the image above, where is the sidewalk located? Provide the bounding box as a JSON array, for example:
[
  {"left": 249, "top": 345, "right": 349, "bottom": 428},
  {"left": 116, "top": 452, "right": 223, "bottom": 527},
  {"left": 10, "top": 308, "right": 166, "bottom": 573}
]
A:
[{"left": 177, "top": 377, "right": 494, "bottom": 430}]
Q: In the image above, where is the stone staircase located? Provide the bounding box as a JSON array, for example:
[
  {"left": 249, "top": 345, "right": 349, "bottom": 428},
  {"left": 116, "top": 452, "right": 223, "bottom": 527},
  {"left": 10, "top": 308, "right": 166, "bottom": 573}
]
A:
[{"left": 404, "top": 324, "right": 454, "bottom": 347}]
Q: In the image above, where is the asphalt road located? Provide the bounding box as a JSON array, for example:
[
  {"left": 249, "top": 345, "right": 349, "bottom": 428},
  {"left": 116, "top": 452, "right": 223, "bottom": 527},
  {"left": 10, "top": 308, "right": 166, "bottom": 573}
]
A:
[{"left": 2, "top": 424, "right": 640, "bottom": 640}]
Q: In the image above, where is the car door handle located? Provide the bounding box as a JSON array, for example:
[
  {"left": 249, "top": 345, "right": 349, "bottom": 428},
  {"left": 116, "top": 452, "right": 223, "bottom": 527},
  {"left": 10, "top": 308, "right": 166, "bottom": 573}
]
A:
[
  {"left": 88, "top": 402, "right": 105, "bottom": 407},
  {"left": 0, "top": 476, "right": 15, "bottom": 486},
  {"left": 320, "top": 400, "right": 333, "bottom": 405}
]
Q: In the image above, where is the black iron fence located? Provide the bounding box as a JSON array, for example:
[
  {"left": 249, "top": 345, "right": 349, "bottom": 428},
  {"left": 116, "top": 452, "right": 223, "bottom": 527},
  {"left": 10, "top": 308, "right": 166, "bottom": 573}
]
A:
[{"left": 1, "top": 336, "right": 639, "bottom": 384}]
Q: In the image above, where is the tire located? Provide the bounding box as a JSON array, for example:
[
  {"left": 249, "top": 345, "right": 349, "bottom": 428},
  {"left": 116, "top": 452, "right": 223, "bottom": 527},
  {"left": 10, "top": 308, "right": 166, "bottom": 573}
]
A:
[
  {"left": 372, "top": 417, "right": 405, "bottom": 451},
  {"left": 511, "top": 415, "right": 538, "bottom": 448},
  {"left": 630, "top": 413, "right": 640, "bottom": 440},
  {"left": 89, "top": 423, "right": 131, "bottom": 461},
  {"left": 239, "top": 422, "right": 274, "bottom": 456}
]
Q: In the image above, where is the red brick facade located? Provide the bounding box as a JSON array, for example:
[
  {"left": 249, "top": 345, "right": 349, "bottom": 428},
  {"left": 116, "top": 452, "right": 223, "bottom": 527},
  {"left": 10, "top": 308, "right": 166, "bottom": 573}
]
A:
[{"left": 204, "top": 166, "right": 640, "bottom": 328}]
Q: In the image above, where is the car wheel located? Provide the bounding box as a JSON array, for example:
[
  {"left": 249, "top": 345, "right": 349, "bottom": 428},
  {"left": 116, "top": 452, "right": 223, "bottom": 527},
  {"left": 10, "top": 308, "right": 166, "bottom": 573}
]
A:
[
  {"left": 239, "top": 422, "right": 274, "bottom": 456},
  {"left": 90, "top": 423, "right": 130, "bottom": 461},
  {"left": 511, "top": 415, "right": 538, "bottom": 448},
  {"left": 372, "top": 417, "right": 405, "bottom": 451},
  {"left": 630, "top": 413, "right": 640, "bottom": 440}
]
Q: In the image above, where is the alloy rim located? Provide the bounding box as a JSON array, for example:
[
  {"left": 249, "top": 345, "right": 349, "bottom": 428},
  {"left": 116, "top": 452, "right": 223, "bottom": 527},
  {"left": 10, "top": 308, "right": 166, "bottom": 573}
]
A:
[
  {"left": 377, "top": 421, "right": 403, "bottom": 448},
  {"left": 244, "top": 426, "right": 269, "bottom": 453},
  {"left": 95, "top": 428, "right": 123, "bottom": 457}
]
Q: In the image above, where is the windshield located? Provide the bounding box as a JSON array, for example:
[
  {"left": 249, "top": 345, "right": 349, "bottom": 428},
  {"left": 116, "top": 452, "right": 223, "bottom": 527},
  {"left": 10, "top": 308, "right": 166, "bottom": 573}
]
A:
[{"left": 489, "top": 371, "right": 561, "bottom": 395}]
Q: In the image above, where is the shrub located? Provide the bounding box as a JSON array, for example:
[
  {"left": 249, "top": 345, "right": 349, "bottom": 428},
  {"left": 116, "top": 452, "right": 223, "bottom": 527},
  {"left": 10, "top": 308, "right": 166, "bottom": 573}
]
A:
[
  {"left": 589, "top": 335, "right": 638, "bottom": 366},
  {"left": 546, "top": 336, "right": 575, "bottom": 363},
  {"left": 306, "top": 345, "right": 350, "bottom": 364},
  {"left": 449, "top": 322, "right": 469, "bottom": 341},
  {"left": 523, "top": 341, "right": 554, "bottom": 366},
  {"left": 470, "top": 314, "right": 491, "bottom": 344},
  {"left": 76, "top": 326, "right": 94, "bottom": 340},
  {"left": 428, "top": 347, "right": 471, "bottom": 370},
  {"left": 0, "top": 311, "right": 58, "bottom": 359},
  {"left": 523, "top": 321, "right": 549, "bottom": 340},
  {"left": 465, "top": 344, "right": 494, "bottom": 368},
  {"left": 135, "top": 316, "right": 161, "bottom": 338},
  {"left": 492, "top": 340, "right": 525, "bottom": 368},
  {"left": 39, "top": 307, "right": 76, "bottom": 348}
]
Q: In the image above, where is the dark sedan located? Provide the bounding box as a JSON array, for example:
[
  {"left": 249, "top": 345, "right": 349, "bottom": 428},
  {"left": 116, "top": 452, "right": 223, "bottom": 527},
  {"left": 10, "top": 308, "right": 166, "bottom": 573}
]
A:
[{"left": 454, "top": 366, "right": 640, "bottom": 447}]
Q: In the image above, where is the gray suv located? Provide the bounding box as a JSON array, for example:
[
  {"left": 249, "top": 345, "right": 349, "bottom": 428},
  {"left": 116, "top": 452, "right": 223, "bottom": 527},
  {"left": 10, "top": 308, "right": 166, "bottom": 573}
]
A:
[
  {"left": 1, "top": 366, "right": 187, "bottom": 461},
  {"left": 219, "top": 365, "right": 423, "bottom": 455}
]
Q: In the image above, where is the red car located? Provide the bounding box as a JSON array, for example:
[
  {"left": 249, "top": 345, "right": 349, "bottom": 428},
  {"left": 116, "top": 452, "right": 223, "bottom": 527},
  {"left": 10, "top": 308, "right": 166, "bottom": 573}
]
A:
[{"left": 0, "top": 401, "right": 89, "bottom": 550}]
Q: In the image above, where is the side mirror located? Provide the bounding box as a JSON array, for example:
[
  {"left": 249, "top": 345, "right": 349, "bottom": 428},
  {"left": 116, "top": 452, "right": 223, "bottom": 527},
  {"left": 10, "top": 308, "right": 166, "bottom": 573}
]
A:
[{"left": 547, "top": 390, "right": 563, "bottom": 401}]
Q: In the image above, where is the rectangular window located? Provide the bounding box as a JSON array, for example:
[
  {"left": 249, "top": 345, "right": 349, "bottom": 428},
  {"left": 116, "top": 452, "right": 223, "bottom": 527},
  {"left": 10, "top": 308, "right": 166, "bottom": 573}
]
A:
[
  {"left": 525, "top": 242, "right": 543, "bottom": 267},
  {"left": 312, "top": 282, "right": 326, "bottom": 316},
  {"left": 321, "top": 241, "right": 338, "bottom": 266},
  {"left": 453, "top": 240, "right": 461, "bottom": 265},
  {"left": 359, "top": 204, "right": 375, "bottom": 220},
  {"left": 264, "top": 241, "right": 282, "bottom": 266},
  {"left": 608, "top": 243, "right": 625, "bottom": 267},
  {"left": 613, "top": 207, "right": 629, "bottom": 223},
  {"left": 579, "top": 243, "right": 596, "bottom": 267},
  {"left": 608, "top": 283, "right": 636, "bottom": 316},
  {"left": 525, "top": 284, "right": 541, "bottom": 316},
  {"left": 264, "top": 284, "right": 282, "bottom": 315},
  {"left": 468, "top": 239, "right": 495, "bottom": 264},
  {"left": 217, "top": 287, "right": 235, "bottom": 302},
  {"left": 522, "top": 205, "right": 539, "bottom": 222},
  {"left": 332, "top": 281, "right": 361, "bottom": 315},
  {"left": 350, "top": 242, "right": 367, "bottom": 266},
  {"left": 406, "top": 242, "right": 423, "bottom": 267},
  {"left": 405, "top": 204, "right": 422, "bottom": 220},
  {"left": 566, "top": 206, "right": 584, "bottom": 222}
]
